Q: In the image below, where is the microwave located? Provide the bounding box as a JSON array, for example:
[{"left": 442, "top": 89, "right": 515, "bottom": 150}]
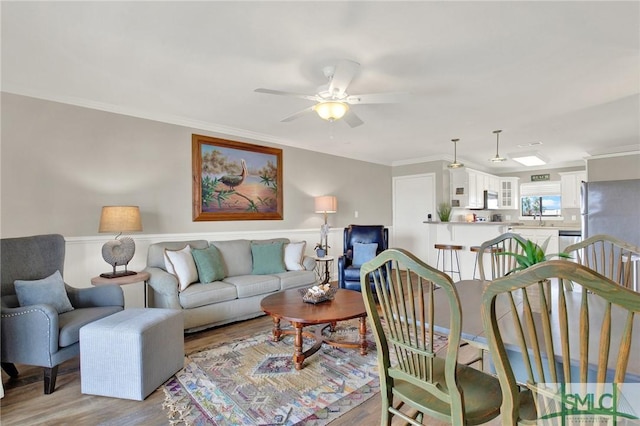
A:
[{"left": 484, "top": 190, "right": 499, "bottom": 210}]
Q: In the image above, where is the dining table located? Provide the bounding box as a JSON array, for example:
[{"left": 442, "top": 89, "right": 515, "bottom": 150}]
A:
[{"left": 426, "top": 279, "right": 640, "bottom": 383}]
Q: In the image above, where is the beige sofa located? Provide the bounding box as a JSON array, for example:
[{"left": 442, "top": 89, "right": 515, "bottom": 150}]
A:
[{"left": 144, "top": 238, "right": 316, "bottom": 332}]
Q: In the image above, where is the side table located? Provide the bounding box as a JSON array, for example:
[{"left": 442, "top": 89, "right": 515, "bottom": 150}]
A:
[
  {"left": 312, "top": 255, "right": 334, "bottom": 284},
  {"left": 91, "top": 271, "right": 150, "bottom": 307}
]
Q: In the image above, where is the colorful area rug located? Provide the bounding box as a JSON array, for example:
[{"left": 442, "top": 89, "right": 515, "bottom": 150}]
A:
[{"left": 163, "top": 320, "right": 381, "bottom": 425}]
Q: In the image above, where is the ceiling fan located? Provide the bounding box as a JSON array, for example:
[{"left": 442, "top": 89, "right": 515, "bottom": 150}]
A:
[{"left": 255, "top": 59, "right": 407, "bottom": 128}]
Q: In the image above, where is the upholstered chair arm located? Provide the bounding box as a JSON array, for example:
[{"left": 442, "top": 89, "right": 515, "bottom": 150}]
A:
[
  {"left": 1, "top": 302, "right": 59, "bottom": 366},
  {"left": 302, "top": 256, "right": 316, "bottom": 271},
  {"left": 65, "top": 284, "right": 124, "bottom": 308},
  {"left": 337, "top": 255, "right": 348, "bottom": 288},
  {"left": 144, "top": 267, "right": 182, "bottom": 309}
]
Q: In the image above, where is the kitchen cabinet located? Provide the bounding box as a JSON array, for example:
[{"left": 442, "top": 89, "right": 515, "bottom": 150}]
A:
[
  {"left": 559, "top": 171, "right": 587, "bottom": 209},
  {"left": 499, "top": 177, "right": 520, "bottom": 210},
  {"left": 450, "top": 168, "right": 499, "bottom": 209},
  {"left": 488, "top": 176, "right": 500, "bottom": 192},
  {"left": 512, "top": 227, "right": 559, "bottom": 255}
]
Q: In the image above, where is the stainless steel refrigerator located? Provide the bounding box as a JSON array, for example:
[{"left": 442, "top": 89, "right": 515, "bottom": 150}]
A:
[{"left": 581, "top": 179, "right": 640, "bottom": 246}]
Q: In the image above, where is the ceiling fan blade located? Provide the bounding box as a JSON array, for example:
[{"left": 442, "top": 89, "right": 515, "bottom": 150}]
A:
[
  {"left": 328, "top": 59, "right": 360, "bottom": 97},
  {"left": 342, "top": 110, "right": 364, "bottom": 128},
  {"left": 345, "top": 92, "right": 410, "bottom": 104},
  {"left": 280, "top": 106, "right": 315, "bottom": 122},
  {"left": 255, "top": 88, "right": 319, "bottom": 102}
]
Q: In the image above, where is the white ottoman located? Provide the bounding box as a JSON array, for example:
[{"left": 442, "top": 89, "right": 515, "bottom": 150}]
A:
[{"left": 80, "top": 308, "right": 184, "bottom": 400}]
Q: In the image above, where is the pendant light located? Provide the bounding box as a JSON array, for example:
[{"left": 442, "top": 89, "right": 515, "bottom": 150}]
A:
[
  {"left": 448, "top": 138, "right": 464, "bottom": 169},
  {"left": 489, "top": 129, "right": 507, "bottom": 163}
]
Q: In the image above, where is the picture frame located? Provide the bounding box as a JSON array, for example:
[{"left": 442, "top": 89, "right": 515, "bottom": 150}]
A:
[{"left": 192, "top": 134, "right": 283, "bottom": 221}]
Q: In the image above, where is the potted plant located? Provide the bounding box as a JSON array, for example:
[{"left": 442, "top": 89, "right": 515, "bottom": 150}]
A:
[
  {"left": 498, "top": 237, "right": 571, "bottom": 312},
  {"left": 314, "top": 243, "right": 326, "bottom": 258},
  {"left": 437, "top": 202, "right": 452, "bottom": 222}
]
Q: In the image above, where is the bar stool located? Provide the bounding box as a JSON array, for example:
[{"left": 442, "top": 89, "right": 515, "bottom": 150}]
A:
[
  {"left": 469, "top": 246, "right": 503, "bottom": 280},
  {"left": 434, "top": 244, "right": 463, "bottom": 281}
]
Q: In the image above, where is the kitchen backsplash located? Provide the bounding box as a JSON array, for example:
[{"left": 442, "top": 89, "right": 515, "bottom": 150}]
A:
[{"left": 450, "top": 207, "right": 581, "bottom": 226}]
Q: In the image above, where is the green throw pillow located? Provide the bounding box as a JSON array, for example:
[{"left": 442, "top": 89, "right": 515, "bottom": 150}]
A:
[
  {"left": 251, "top": 241, "right": 286, "bottom": 275},
  {"left": 191, "top": 245, "right": 226, "bottom": 283}
]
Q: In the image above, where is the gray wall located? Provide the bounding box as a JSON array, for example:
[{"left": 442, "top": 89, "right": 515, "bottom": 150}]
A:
[
  {"left": 1, "top": 93, "right": 392, "bottom": 238},
  {"left": 587, "top": 153, "right": 640, "bottom": 181}
]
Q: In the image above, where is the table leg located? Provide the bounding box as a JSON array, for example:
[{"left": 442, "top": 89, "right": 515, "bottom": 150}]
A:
[
  {"left": 271, "top": 317, "right": 282, "bottom": 342},
  {"left": 293, "top": 323, "right": 304, "bottom": 370},
  {"left": 322, "top": 262, "right": 330, "bottom": 284},
  {"left": 143, "top": 280, "right": 148, "bottom": 308},
  {"left": 359, "top": 317, "right": 368, "bottom": 355}
]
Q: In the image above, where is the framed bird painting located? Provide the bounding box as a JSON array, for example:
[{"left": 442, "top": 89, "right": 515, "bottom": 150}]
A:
[{"left": 192, "top": 134, "right": 283, "bottom": 221}]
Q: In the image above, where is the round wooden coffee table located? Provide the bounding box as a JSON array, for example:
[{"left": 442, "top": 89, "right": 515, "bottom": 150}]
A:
[{"left": 260, "top": 288, "right": 368, "bottom": 370}]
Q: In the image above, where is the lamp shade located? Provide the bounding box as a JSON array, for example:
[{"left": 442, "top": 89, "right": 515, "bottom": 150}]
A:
[
  {"left": 99, "top": 206, "right": 142, "bottom": 233},
  {"left": 314, "top": 196, "right": 337, "bottom": 214}
]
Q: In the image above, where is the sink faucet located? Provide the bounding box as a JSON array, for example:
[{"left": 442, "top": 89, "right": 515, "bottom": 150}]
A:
[{"left": 534, "top": 211, "right": 544, "bottom": 226}]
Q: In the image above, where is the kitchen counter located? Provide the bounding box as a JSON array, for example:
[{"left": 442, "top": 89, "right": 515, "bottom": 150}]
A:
[
  {"left": 423, "top": 221, "right": 514, "bottom": 280},
  {"left": 423, "top": 221, "right": 524, "bottom": 226},
  {"left": 510, "top": 224, "right": 581, "bottom": 231}
]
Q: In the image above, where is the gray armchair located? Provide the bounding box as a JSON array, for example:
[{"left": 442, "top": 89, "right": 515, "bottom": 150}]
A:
[{"left": 1, "top": 234, "right": 124, "bottom": 394}]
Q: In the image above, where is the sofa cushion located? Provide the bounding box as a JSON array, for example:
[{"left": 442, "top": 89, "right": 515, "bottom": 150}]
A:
[
  {"left": 14, "top": 270, "right": 74, "bottom": 314},
  {"left": 276, "top": 270, "right": 317, "bottom": 290},
  {"left": 178, "top": 282, "right": 238, "bottom": 309},
  {"left": 222, "top": 274, "right": 280, "bottom": 298},
  {"left": 211, "top": 240, "right": 252, "bottom": 277},
  {"left": 191, "top": 245, "right": 225, "bottom": 283},
  {"left": 251, "top": 241, "right": 286, "bottom": 275},
  {"left": 353, "top": 242, "right": 378, "bottom": 267},
  {"left": 58, "top": 305, "right": 122, "bottom": 347},
  {"left": 284, "top": 241, "right": 306, "bottom": 271},
  {"left": 165, "top": 245, "right": 198, "bottom": 291}
]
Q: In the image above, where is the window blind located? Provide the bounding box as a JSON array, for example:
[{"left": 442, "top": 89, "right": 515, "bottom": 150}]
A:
[{"left": 520, "top": 181, "right": 561, "bottom": 196}]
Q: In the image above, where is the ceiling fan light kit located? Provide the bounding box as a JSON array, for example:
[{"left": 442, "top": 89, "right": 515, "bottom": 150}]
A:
[
  {"left": 490, "top": 129, "right": 507, "bottom": 163},
  {"left": 254, "top": 59, "right": 406, "bottom": 128},
  {"left": 448, "top": 138, "right": 464, "bottom": 169},
  {"left": 314, "top": 101, "right": 348, "bottom": 121}
]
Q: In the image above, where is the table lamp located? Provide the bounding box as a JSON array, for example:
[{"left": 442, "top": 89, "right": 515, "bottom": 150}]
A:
[
  {"left": 98, "top": 205, "right": 142, "bottom": 278},
  {"left": 314, "top": 196, "right": 337, "bottom": 255}
]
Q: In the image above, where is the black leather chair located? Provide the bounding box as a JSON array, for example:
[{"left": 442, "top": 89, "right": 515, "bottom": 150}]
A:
[{"left": 338, "top": 225, "right": 389, "bottom": 292}]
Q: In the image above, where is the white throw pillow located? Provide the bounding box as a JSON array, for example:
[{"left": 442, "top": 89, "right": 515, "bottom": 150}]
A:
[
  {"left": 284, "top": 241, "right": 306, "bottom": 271},
  {"left": 164, "top": 245, "right": 198, "bottom": 291}
]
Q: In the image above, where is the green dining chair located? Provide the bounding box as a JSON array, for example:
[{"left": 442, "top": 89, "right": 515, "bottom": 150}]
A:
[
  {"left": 482, "top": 260, "right": 640, "bottom": 425},
  {"left": 477, "top": 232, "right": 527, "bottom": 281},
  {"left": 563, "top": 234, "right": 640, "bottom": 290},
  {"left": 360, "top": 248, "right": 502, "bottom": 425}
]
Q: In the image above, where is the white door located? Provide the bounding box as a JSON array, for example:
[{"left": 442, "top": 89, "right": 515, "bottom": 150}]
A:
[{"left": 392, "top": 173, "right": 436, "bottom": 262}]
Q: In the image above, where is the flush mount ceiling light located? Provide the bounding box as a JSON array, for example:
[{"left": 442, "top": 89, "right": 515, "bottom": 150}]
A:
[
  {"left": 448, "top": 138, "right": 464, "bottom": 169},
  {"left": 489, "top": 129, "right": 507, "bottom": 163},
  {"left": 313, "top": 101, "right": 349, "bottom": 121},
  {"left": 510, "top": 151, "right": 548, "bottom": 167}
]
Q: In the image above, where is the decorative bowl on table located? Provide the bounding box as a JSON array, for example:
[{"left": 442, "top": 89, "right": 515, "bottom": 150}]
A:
[{"left": 299, "top": 284, "right": 338, "bottom": 304}]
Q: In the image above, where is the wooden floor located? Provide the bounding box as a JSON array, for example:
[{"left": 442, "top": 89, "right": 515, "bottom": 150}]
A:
[{"left": 1, "top": 304, "right": 502, "bottom": 425}]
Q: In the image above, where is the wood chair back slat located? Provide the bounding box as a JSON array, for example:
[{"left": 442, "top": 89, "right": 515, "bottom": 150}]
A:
[
  {"left": 565, "top": 234, "right": 640, "bottom": 290},
  {"left": 478, "top": 232, "right": 527, "bottom": 281},
  {"left": 482, "top": 260, "right": 640, "bottom": 424}
]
